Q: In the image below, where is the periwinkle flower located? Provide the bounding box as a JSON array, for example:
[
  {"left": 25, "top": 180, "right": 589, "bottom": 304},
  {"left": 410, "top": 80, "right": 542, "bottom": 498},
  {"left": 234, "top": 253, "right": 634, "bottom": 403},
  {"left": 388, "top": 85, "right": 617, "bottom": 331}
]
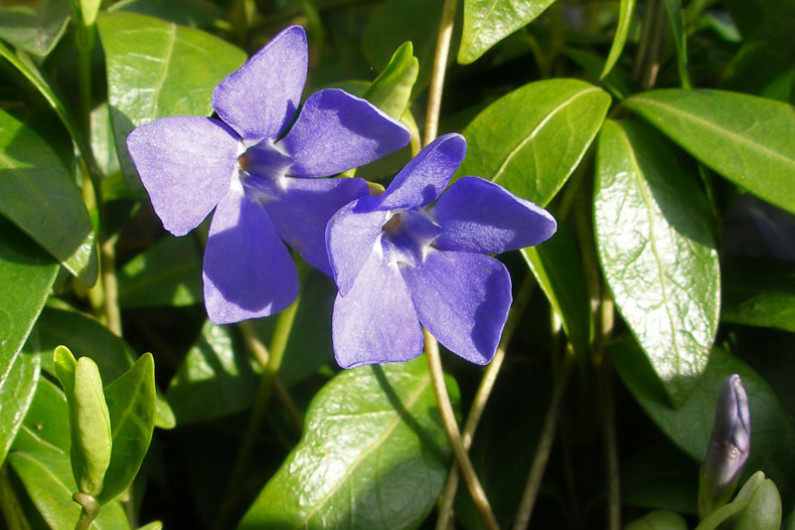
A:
[
  {"left": 699, "top": 374, "right": 751, "bottom": 518},
  {"left": 326, "top": 133, "right": 557, "bottom": 368},
  {"left": 126, "top": 26, "right": 410, "bottom": 324}
]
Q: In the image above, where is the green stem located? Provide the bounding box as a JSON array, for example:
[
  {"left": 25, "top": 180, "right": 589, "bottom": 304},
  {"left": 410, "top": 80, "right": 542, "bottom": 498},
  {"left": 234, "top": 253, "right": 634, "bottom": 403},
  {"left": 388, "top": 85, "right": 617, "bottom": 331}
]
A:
[
  {"left": 436, "top": 274, "right": 537, "bottom": 529},
  {"left": 424, "top": 329, "right": 499, "bottom": 530},
  {"left": 100, "top": 234, "right": 122, "bottom": 336},
  {"left": 512, "top": 347, "right": 575, "bottom": 530},
  {"left": 213, "top": 298, "right": 301, "bottom": 529},
  {"left": 72, "top": 492, "right": 100, "bottom": 530},
  {"left": 0, "top": 464, "right": 31, "bottom": 530},
  {"left": 600, "top": 358, "right": 621, "bottom": 530},
  {"left": 423, "top": 0, "right": 458, "bottom": 145}
]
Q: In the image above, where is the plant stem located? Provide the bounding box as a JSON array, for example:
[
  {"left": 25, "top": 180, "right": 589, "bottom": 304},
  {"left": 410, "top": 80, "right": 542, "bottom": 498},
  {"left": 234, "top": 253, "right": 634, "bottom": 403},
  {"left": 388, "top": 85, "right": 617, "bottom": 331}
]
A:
[
  {"left": 214, "top": 297, "right": 301, "bottom": 529},
  {"left": 72, "top": 493, "right": 100, "bottom": 530},
  {"left": 600, "top": 353, "right": 620, "bottom": 530},
  {"left": 436, "top": 274, "right": 537, "bottom": 529},
  {"left": 100, "top": 234, "right": 122, "bottom": 336},
  {"left": 513, "top": 346, "right": 575, "bottom": 530},
  {"left": 424, "top": 329, "right": 499, "bottom": 530},
  {"left": 423, "top": 0, "right": 458, "bottom": 145}
]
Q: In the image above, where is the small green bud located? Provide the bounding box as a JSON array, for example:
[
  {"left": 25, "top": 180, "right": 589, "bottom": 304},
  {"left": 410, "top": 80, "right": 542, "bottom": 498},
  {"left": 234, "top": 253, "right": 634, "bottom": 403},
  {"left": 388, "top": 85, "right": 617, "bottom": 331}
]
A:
[{"left": 734, "top": 477, "right": 782, "bottom": 530}]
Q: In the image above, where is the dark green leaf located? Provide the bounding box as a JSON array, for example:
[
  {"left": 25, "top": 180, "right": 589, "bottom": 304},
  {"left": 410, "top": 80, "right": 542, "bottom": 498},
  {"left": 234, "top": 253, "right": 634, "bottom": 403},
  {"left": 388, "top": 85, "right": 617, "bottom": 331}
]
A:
[
  {"left": 118, "top": 235, "right": 203, "bottom": 308},
  {"left": 0, "top": 109, "right": 98, "bottom": 285},
  {"left": 594, "top": 120, "right": 719, "bottom": 406},
  {"left": 97, "top": 11, "right": 246, "bottom": 188},
  {"left": 522, "top": 225, "right": 591, "bottom": 360},
  {"left": 108, "top": 0, "right": 222, "bottom": 28},
  {"left": 564, "top": 47, "right": 641, "bottom": 100},
  {"left": 0, "top": 353, "right": 39, "bottom": 466},
  {"left": 98, "top": 353, "right": 157, "bottom": 504},
  {"left": 722, "top": 0, "right": 786, "bottom": 37},
  {"left": 610, "top": 342, "right": 795, "bottom": 497},
  {"left": 623, "top": 89, "right": 795, "bottom": 214},
  {"left": 459, "top": 0, "right": 556, "bottom": 64},
  {"left": 458, "top": 79, "right": 610, "bottom": 205},
  {"left": 721, "top": 258, "right": 795, "bottom": 332},
  {"left": 8, "top": 378, "right": 129, "bottom": 529},
  {"left": 622, "top": 443, "right": 698, "bottom": 514},
  {"left": 721, "top": 3, "right": 795, "bottom": 104},
  {"left": 600, "top": 0, "right": 636, "bottom": 78},
  {"left": 166, "top": 320, "right": 260, "bottom": 424},
  {"left": 364, "top": 42, "right": 419, "bottom": 120},
  {"left": 239, "top": 359, "right": 454, "bottom": 529},
  {"left": 0, "top": 0, "right": 70, "bottom": 56},
  {"left": 25, "top": 307, "right": 176, "bottom": 429}
]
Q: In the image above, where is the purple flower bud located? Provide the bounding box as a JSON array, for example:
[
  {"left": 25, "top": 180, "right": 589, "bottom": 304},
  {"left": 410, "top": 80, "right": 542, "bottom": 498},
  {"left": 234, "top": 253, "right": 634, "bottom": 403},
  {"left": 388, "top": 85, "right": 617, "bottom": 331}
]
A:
[{"left": 699, "top": 374, "right": 751, "bottom": 518}]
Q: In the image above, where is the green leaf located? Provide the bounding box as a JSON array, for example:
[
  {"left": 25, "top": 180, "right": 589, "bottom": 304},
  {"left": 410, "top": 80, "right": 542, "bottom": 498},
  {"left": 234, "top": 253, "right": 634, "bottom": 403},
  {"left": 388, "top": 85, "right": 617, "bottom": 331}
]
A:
[
  {"left": 97, "top": 11, "right": 246, "bottom": 188},
  {"left": 662, "top": 0, "right": 691, "bottom": 89},
  {"left": 8, "top": 378, "right": 129, "bottom": 529},
  {"left": 721, "top": 258, "right": 795, "bottom": 332},
  {"left": 118, "top": 235, "right": 203, "bottom": 308},
  {"left": 600, "top": 0, "right": 636, "bottom": 78},
  {"left": 625, "top": 510, "right": 688, "bottom": 530},
  {"left": 0, "top": 0, "right": 70, "bottom": 56},
  {"left": 363, "top": 0, "right": 456, "bottom": 95},
  {"left": 0, "top": 109, "right": 98, "bottom": 285},
  {"left": 77, "top": 0, "right": 101, "bottom": 27},
  {"left": 98, "top": 353, "right": 157, "bottom": 504},
  {"left": 459, "top": 79, "right": 610, "bottom": 205},
  {"left": 239, "top": 359, "right": 454, "bottom": 529},
  {"left": 610, "top": 342, "right": 795, "bottom": 497},
  {"left": 722, "top": 0, "right": 785, "bottom": 37},
  {"left": 594, "top": 120, "right": 719, "bottom": 406},
  {"left": 166, "top": 320, "right": 260, "bottom": 424},
  {"left": 623, "top": 89, "right": 795, "bottom": 214},
  {"left": 521, "top": 224, "right": 591, "bottom": 360},
  {"left": 364, "top": 42, "right": 419, "bottom": 120},
  {"left": 26, "top": 307, "right": 176, "bottom": 429},
  {"left": 459, "top": 0, "right": 556, "bottom": 64},
  {"left": 564, "top": 47, "right": 642, "bottom": 100},
  {"left": 0, "top": 353, "right": 40, "bottom": 467}
]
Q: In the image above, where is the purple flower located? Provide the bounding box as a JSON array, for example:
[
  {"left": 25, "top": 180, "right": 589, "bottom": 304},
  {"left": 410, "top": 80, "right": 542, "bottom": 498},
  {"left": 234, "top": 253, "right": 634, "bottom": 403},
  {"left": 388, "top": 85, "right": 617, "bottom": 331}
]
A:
[
  {"left": 126, "top": 26, "right": 410, "bottom": 324},
  {"left": 326, "top": 133, "right": 557, "bottom": 368}
]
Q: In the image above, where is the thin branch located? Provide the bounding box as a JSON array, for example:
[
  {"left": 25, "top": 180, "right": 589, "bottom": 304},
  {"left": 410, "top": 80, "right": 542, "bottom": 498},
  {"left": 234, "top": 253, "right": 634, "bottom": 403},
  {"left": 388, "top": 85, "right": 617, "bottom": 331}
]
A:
[{"left": 423, "top": 0, "right": 458, "bottom": 145}]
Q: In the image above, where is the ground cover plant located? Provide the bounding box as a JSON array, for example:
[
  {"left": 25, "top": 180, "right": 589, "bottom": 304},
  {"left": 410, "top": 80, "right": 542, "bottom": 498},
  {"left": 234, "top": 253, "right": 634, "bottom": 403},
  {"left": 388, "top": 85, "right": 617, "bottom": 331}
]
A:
[{"left": 0, "top": 0, "right": 794, "bottom": 528}]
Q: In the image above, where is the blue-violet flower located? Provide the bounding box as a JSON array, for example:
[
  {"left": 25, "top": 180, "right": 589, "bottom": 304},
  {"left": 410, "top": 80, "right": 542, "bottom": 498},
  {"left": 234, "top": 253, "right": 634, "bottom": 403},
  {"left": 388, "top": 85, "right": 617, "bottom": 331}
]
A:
[
  {"left": 326, "top": 133, "right": 557, "bottom": 368},
  {"left": 126, "top": 25, "right": 410, "bottom": 324}
]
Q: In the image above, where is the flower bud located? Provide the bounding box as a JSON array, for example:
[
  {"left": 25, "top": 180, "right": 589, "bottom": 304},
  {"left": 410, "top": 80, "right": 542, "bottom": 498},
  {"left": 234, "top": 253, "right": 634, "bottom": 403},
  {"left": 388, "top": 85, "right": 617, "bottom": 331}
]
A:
[{"left": 698, "top": 374, "right": 751, "bottom": 518}]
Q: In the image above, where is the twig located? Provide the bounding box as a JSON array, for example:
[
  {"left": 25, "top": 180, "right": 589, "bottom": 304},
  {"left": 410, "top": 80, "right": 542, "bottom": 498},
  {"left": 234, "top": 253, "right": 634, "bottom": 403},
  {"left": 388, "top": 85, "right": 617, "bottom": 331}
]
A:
[{"left": 423, "top": 0, "right": 458, "bottom": 145}]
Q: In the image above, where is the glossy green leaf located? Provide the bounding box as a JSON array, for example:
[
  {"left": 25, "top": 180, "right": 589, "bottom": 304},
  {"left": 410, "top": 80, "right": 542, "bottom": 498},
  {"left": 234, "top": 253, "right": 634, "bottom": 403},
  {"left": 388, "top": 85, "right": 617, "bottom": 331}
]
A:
[
  {"left": 26, "top": 307, "right": 176, "bottom": 429},
  {"left": 363, "top": 0, "right": 454, "bottom": 94},
  {"left": 662, "top": 0, "right": 691, "bottom": 89},
  {"left": 459, "top": 0, "right": 556, "bottom": 64},
  {"left": 600, "top": 0, "right": 636, "bottom": 78},
  {"left": 98, "top": 353, "right": 157, "bottom": 504},
  {"left": 0, "top": 0, "right": 70, "bottom": 56},
  {"left": 118, "top": 235, "right": 203, "bottom": 308},
  {"left": 522, "top": 225, "right": 591, "bottom": 360},
  {"left": 595, "top": 120, "right": 719, "bottom": 406},
  {"left": 239, "top": 359, "right": 454, "bottom": 529},
  {"left": 0, "top": 109, "right": 98, "bottom": 285},
  {"left": 623, "top": 89, "right": 795, "bottom": 214},
  {"left": 364, "top": 42, "right": 419, "bottom": 120},
  {"left": 97, "top": 11, "right": 246, "bottom": 188},
  {"left": 0, "top": 352, "right": 40, "bottom": 467},
  {"left": 166, "top": 320, "right": 260, "bottom": 424},
  {"left": 721, "top": 3, "right": 795, "bottom": 103},
  {"left": 722, "top": 258, "right": 795, "bottom": 332},
  {"left": 458, "top": 79, "right": 610, "bottom": 205},
  {"left": 610, "top": 342, "right": 795, "bottom": 496},
  {"left": 8, "top": 378, "right": 129, "bottom": 529}
]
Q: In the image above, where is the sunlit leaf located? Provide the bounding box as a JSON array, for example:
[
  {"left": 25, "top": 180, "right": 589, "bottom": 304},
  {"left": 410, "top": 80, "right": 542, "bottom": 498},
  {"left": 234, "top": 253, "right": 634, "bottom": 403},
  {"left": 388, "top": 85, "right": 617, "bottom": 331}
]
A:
[
  {"left": 0, "top": 110, "right": 98, "bottom": 285},
  {"left": 623, "top": 89, "right": 795, "bottom": 214},
  {"left": 97, "top": 11, "right": 246, "bottom": 189},
  {"left": 239, "top": 359, "right": 454, "bottom": 529},
  {"left": 459, "top": 0, "right": 556, "bottom": 64},
  {"left": 459, "top": 78, "right": 610, "bottom": 205},
  {"left": 0, "top": 353, "right": 39, "bottom": 467},
  {"left": 595, "top": 119, "right": 719, "bottom": 406},
  {"left": 364, "top": 41, "right": 419, "bottom": 120},
  {"left": 0, "top": 0, "right": 70, "bottom": 56}
]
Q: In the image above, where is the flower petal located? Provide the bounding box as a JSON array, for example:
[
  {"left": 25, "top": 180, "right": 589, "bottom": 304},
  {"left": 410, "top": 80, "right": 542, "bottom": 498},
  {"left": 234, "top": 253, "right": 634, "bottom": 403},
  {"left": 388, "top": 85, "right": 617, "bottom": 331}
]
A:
[
  {"left": 403, "top": 250, "right": 511, "bottom": 365},
  {"left": 332, "top": 251, "right": 422, "bottom": 368},
  {"left": 433, "top": 177, "right": 557, "bottom": 254},
  {"left": 326, "top": 196, "right": 388, "bottom": 296},
  {"left": 127, "top": 116, "right": 238, "bottom": 236},
  {"left": 279, "top": 88, "right": 410, "bottom": 178},
  {"left": 379, "top": 133, "right": 466, "bottom": 210},
  {"left": 203, "top": 186, "right": 299, "bottom": 324},
  {"left": 264, "top": 176, "right": 369, "bottom": 276},
  {"left": 212, "top": 25, "right": 307, "bottom": 141}
]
